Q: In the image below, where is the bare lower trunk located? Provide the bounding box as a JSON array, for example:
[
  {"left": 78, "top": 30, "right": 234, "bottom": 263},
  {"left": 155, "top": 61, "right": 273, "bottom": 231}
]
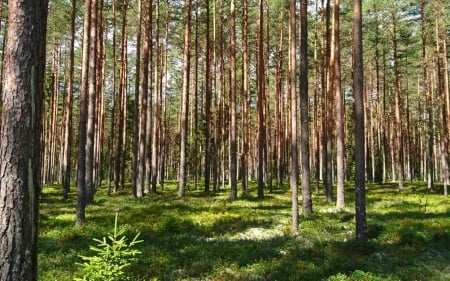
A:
[{"left": 0, "top": 1, "right": 48, "bottom": 279}]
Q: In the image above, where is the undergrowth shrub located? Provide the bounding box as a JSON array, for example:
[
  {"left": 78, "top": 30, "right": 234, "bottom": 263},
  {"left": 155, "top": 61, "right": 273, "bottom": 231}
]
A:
[{"left": 75, "top": 214, "right": 143, "bottom": 281}]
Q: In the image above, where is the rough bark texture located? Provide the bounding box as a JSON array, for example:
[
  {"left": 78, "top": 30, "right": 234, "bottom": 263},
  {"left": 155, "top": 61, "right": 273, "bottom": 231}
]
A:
[{"left": 0, "top": 0, "right": 48, "bottom": 280}]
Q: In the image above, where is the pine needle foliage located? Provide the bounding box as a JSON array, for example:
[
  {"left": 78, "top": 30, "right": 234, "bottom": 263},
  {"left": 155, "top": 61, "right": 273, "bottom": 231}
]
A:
[{"left": 75, "top": 213, "right": 143, "bottom": 281}]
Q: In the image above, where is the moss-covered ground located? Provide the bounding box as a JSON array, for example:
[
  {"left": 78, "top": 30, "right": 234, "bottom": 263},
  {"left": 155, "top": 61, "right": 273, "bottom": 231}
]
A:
[{"left": 38, "top": 181, "right": 450, "bottom": 280}]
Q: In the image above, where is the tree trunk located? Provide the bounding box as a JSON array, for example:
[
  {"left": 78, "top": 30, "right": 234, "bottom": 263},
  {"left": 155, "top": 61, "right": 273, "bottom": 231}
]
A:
[
  {"left": 257, "top": 0, "right": 265, "bottom": 199},
  {"left": 313, "top": 0, "right": 321, "bottom": 193},
  {"left": 77, "top": 0, "right": 92, "bottom": 225},
  {"left": 229, "top": 0, "right": 237, "bottom": 201},
  {"left": 324, "top": 0, "right": 334, "bottom": 203},
  {"left": 85, "top": 0, "right": 98, "bottom": 204},
  {"left": 300, "top": 0, "right": 312, "bottom": 216},
  {"left": 107, "top": 0, "right": 117, "bottom": 195},
  {"left": 289, "top": 0, "right": 298, "bottom": 230},
  {"left": 178, "top": 0, "right": 191, "bottom": 197},
  {"left": 144, "top": 0, "right": 153, "bottom": 194},
  {"left": 151, "top": 0, "right": 161, "bottom": 193},
  {"left": 94, "top": 0, "right": 105, "bottom": 190},
  {"left": 334, "top": 0, "right": 345, "bottom": 209},
  {"left": 353, "top": 0, "right": 368, "bottom": 242},
  {"left": 392, "top": 9, "right": 404, "bottom": 191},
  {"left": 132, "top": 0, "right": 142, "bottom": 197},
  {"left": 117, "top": 0, "right": 128, "bottom": 192},
  {"left": 0, "top": 0, "right": 48, "bottom": 279},
  {"left": 204, "top": 0, "right": 212, "bottom": 193},
  {"left": 275, "top": 9, "right": 284, "bottom": 190},
  {"left": 61, "top": 0, "right": 76, "bottom": 199}
]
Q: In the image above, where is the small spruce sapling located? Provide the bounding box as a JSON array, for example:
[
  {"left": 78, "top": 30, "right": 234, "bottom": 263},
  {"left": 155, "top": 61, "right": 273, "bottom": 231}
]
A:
[{"left": 75, "top": 213, "right": 143, "bottom": 281}]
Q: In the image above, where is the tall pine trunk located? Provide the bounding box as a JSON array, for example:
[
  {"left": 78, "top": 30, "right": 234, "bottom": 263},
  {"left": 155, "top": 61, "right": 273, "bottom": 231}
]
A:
[
  {"left": 0, "top": 0, "right": 48, "bottom": 279},
  {"left": 392, "top": 9, "right": 404, "bottom": 191},
  {"left": 178, "top": 0, "right": 192, "bottom": 197},
  {"left": 257, "top": 0, "right": 265, "bottom": 199},
  {"left": 85, "top": 0, "right": 98, "bottom": 204},
  {"left": 77, "top": 0, "right": 92, "bottom": 225},
  {"left": 204, "top": 0, "right": 212, "bottom": 193},
  {"left": 61, "top": 0, "right": 76, "bottom": 199},
  {"left": 300, "top": 0, "right": 312, "bottom": 216},
  {"left": 289, "top": 0, "right": 298, "bottom": 230},
  {"left": 132, "top": 0, "right": 142, "bottom": 197},
  {"left": 151, "top": 0, "right": 161, "bottom": 193},
  {"left": 229, "top": 0, "right": 237, "bottom": 200},
  {"left": 334, "top": 0, "right": 345, "bottom": 209},
  {"left": 353, "top": 0, "right": 368, "bottom": 241}
]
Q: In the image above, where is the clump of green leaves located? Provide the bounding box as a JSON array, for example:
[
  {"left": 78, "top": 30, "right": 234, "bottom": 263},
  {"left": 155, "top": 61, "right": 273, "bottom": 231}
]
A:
[{"left": 75, "top": 214, "right": 143, "bottom": 281}]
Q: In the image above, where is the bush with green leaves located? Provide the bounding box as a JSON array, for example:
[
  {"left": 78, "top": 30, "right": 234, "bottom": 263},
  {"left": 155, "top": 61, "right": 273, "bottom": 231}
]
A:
[{"left": 75, "top": 214, "right": 143, "bottom": 281}]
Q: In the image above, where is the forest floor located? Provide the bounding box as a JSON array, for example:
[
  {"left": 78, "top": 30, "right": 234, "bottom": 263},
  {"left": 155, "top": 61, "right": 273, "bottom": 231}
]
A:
[{"left": 39, "top": 181, "right": 450, "bottom": 281}]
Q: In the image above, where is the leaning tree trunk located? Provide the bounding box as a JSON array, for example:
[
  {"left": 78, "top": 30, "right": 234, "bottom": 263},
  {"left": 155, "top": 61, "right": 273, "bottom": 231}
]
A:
[{"left": 0, "top": 0, "right": 48, "bottom": 280}]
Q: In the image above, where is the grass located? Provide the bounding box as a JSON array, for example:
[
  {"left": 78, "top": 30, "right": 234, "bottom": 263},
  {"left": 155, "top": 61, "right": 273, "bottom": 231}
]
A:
[{"left": 38, "top": 181, "right": 450, "bottom": 280}]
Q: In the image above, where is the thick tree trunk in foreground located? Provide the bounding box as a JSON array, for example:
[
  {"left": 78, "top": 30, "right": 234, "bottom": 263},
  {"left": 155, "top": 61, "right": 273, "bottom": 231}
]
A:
[{"left": 0, "top": 0, "right": 48, "bottom": 280}]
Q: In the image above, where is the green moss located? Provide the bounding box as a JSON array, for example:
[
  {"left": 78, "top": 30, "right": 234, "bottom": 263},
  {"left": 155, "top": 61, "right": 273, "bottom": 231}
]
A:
[{"left": 39, "top": 182, "right": 450, "bottom": 280}]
